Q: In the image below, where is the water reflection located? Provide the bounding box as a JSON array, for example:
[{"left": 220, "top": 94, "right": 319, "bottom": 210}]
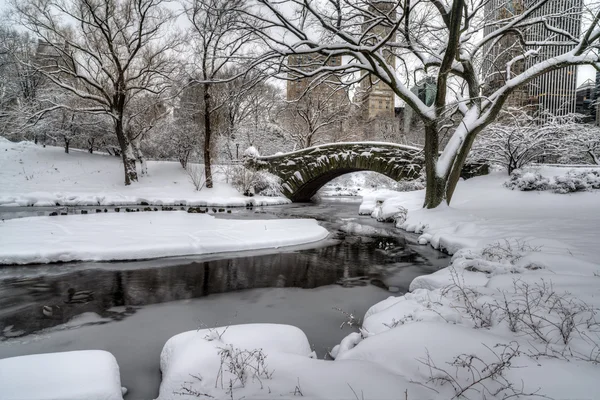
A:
[{"left": 0, "top": 235, "right": 434, "bottom": 339}]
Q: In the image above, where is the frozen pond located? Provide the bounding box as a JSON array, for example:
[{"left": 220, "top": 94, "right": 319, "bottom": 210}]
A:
[{"left": 0, "top": 198, "right": 448, "bottom": 399}]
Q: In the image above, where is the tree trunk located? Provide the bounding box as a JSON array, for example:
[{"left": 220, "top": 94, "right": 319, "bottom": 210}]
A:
[
  {"left": 88, "top": 138, "right": 95, "bottom": 153},
  {"left": 135, "top": 144, "right": 147, "bottom": 176},
  {"left": 64, "top": 138, "right": 69, "bottom": 154},
  {"left": 115, "top": 117, "right": 138, "bottom": 186},
  {"left": 423, "top": 123, "right": 446, "bottom": 209},
  {"left": 203, "top": 84, "right": 213, "bottom": 189}
]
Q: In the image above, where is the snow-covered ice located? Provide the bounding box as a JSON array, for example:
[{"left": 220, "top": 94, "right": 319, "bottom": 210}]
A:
[
  {"left": 0, "top": 350, "right": 125, "bottom": 400},
  {"left": 0, "top": 212, "right": 329, "bottom": 265},
  {"left": 0, "top": 139, "right": 289, "bottom": 207}
]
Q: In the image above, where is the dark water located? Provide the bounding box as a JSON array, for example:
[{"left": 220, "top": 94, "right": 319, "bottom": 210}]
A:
[{"left": 0, "top": 199, "right": 448, "bottom": 399}]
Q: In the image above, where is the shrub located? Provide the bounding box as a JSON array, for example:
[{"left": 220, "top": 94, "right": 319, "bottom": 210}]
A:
[
  {"left": 504, "top": 169, "right": 550, "bottom": 191},
  {"left": 253, "top": 171, "right": 283, "bottom": 197},
  {"left": 553, "top": 169, "right": 600, "bottom": 193},
  {"left": 230, "top": 166, "right": 282, "bottom": 197}
]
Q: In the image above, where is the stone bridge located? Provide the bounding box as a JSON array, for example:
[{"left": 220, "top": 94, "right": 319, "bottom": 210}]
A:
[
  {"left": 244, "top": 142, "right": 426, "bottom": 201},
  {"left": 244, "top": 142, "right": 488, "bottom": 202}
]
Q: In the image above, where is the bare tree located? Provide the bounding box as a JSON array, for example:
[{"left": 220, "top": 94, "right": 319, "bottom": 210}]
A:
[
  {"left": 560, "top": 120, "right": 600, "bottom": 165},
  {"left": 239, "top": 0, "right": 600, "bottom": 208},
  {"left": 125, "top": 95, "right": 169, "bottom": 175},
  {"left": 182, "top": 0, "right": 258, "bottom": 188},
  {"left": 10, "top": 0, "right": 180, "bottom": 185},
  {"left": 278, "top": 86, "right": 350, "bottom": 149},
  {"left": 0, "top": 27, "right": 42, "bottom": 140},
  {"left": 471, "top": 109, "right": 565, "bottom": 174}
]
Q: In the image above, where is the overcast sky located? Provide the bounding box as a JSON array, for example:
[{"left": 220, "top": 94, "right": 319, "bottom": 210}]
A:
[{"left": 0, "top": 0, "right": 594, "bottom": 86}]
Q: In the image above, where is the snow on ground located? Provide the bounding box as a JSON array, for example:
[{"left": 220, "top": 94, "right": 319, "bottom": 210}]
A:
[
  {"left": 157, "top": 323, "right": 429, "bottom": 400},
  {"left": 325, "top": 166, "right": 600, "bottom": 399},
  {"left": 0, "top": 212, "right": 329, "bottom": 265},
  {"left": 0, "top": 139, "right": 289, "bottom": 207},
  {"left": 0, "top": 350, "right": 125, "bottom": 400}
]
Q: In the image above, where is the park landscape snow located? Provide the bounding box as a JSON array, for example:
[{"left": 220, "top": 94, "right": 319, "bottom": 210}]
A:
[
  {"left": 1, "top": 139, "right": 600, "bottom": 399},
  {"left": 0, "top": 138, "right": 289, "bottom": 207}
]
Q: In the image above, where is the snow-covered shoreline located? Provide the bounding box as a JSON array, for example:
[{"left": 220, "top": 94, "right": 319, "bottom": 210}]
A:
[
  {"left": 0, "top": 212, "right": 330, "bottom": 265},
  {"left": 0, "top": 139, "right": 290, "bottom": 208},
  {"left": 327, "top": 169, "right": 600, "bottom": 399}
]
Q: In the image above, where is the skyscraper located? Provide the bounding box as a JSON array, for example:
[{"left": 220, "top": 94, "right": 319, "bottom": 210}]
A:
[
  {"left": 483, "top": 0, "right": 583, "bottom": 116},
  {"left": 482, "top": 0, "right": 529, "bottom": 106},
  {"left": 525, "top": 0, "right": 582, "bottom": 117}
]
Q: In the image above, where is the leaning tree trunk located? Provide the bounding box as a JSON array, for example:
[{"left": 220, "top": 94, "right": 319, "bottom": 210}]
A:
[
  {"left": 203, "top": 84, "right": 213, "bottom": 189},
  {"left": 134, "top": 144, "right": 147, "bottom": 176},
  {"left": 115, "top": 117, "right": 138, "bottom": 186}
]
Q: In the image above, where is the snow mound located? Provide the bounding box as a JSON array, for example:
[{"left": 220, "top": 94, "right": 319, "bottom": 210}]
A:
[
  {"left": 0, "top": 350, "right": 125, "bottom": 400},
  {"left": 0, "top": 212, "right": 329, "bottom": 265},
  {"left": 157, "top": 324, "right": 429, "bottom": 400}
]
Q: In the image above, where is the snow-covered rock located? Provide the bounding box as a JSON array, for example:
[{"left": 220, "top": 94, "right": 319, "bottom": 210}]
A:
[
  {"left": 157, "top": 323, "right": 426, "bottom": 400},
  {"left": 0, "top": 350, "right": 125, "bottom": 400}
]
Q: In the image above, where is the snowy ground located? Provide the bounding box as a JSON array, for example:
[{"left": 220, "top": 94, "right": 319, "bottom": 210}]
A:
[
  {"left": 332, "top": 167, "right": 600, "bottom": 399},
  {"left": 0, "top": 139, "right": 289, "bottom": 207},
  {"left": 0, "top": 212, "right": 329, "bottom": 265}
]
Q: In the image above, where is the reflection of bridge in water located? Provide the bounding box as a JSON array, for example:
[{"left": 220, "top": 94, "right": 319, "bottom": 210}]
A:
[{"left": 245, "top": 142, "right": 488, "bottom": 202}]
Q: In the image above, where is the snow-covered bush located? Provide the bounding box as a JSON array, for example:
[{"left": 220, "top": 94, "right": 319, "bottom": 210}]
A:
[
  {"left": 396, "top": 170, "right": 425, "bottom": 192},
  {"left": 553, "top": 170, "right": 600, "bottom": 193},
  {"left": 230, "top": 166, "right": 282, "bottom": 196},
  {"left": 553, "top": 174, "right": 589, "bottom": 194},
  {"left": 504, "top": 169, "right": 550, "bottom": 191},
  {"left": 252, "top": 171, "right": 282, "bottom": 197}
]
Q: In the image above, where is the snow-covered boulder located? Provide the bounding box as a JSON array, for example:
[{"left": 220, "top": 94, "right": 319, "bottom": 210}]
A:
[
  {"left": 0, "top": 350, "right": 125, "bottom": 400},
  {"left": 157, "top": 323, "right": 421, "bottom": 400}
]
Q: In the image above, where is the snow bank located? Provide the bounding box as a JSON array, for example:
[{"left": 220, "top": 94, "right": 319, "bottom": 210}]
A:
[
  {"left": 0, "top": 139, "right": 289, "bottom": 207},
  {"left": 336, "top": 168, "right": 600, "bottom": 398},
  {"left": 0, "top": 212, "right": 329, "bottom": 265},
  {"left": 0, "top": 350, "right": 125, "bottom": 400},
  {"left": 157, "top": 324, "right": 429, "bottom": 400}
]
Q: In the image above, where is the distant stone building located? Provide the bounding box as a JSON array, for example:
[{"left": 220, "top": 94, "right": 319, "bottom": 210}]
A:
[
  {"left": 286, "top": 53, "right": 346, "bottom": 104},
  {"left": 34, "top": 40, "right": 74, "bottom": 79},
  {"left": 355, "top": 1, "right": 396, "bottom": 120}
]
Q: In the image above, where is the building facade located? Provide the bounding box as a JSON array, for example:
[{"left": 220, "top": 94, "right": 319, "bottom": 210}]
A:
[
  {"left": 482, "top": 0, "right": 529, "bottom": 107},
  {"left": 525, "top": 0, "right": 582, "bottom": 117},
  {"left": 483, "top": 0, "right": 583, "bottom": 116},
  {"left": 286, "top": 53, "right": 345, "bottom": 103},
  {"left": 356, "top": 1, "right": 396, "bottom": 120},
  {"left": 575, "top": 79, "right": 596, "bottom": 122}
]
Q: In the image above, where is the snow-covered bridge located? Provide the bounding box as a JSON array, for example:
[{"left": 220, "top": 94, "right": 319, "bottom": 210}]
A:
[
  {"left": 245, "top": 142, "right": 488, "bottom": 202},
  {"left": 244, "top": 142, "right": 424, "bottom": 202}
]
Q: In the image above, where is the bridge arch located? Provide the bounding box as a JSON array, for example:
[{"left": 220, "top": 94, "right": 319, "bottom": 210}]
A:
[{"left": 244, "top": 142, "right": 424, "bottom": 202}]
